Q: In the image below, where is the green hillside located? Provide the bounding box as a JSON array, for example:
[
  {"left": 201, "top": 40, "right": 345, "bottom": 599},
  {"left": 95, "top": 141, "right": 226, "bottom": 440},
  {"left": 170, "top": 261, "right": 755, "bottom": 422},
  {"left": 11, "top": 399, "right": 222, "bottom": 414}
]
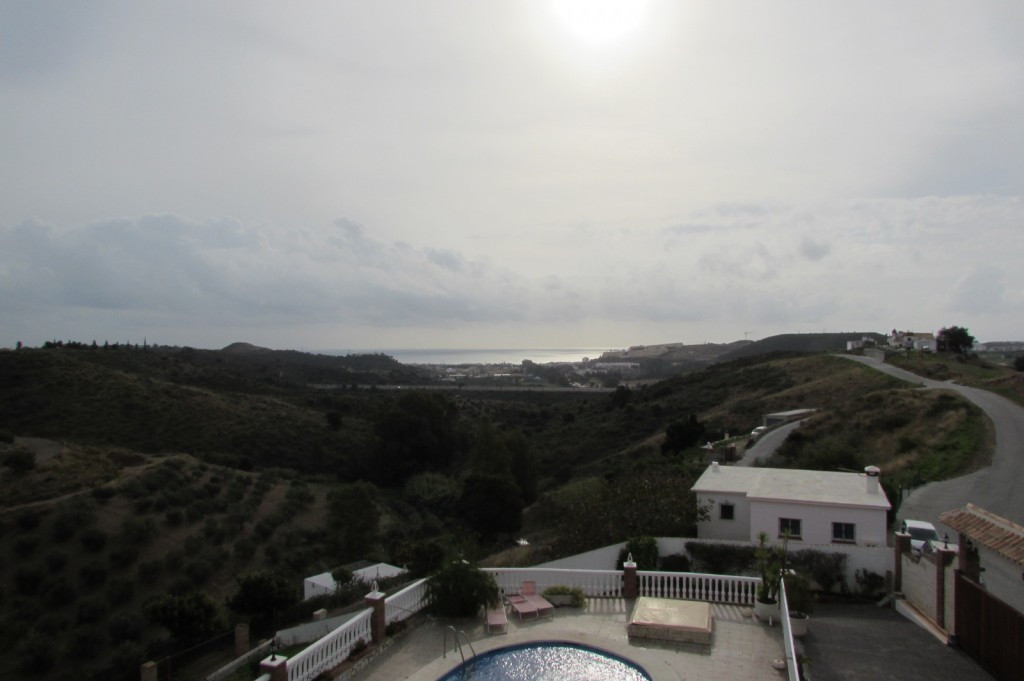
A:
[{"left": 0, "top": 344, "right": 994, "bottom": 680}]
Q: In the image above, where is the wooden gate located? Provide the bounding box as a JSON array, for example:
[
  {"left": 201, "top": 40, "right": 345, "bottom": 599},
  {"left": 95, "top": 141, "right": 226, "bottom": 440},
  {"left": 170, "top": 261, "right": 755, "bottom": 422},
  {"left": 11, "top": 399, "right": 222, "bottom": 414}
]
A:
[{"left": 954, "top": 571, "right": 1024, "bottom": 681}]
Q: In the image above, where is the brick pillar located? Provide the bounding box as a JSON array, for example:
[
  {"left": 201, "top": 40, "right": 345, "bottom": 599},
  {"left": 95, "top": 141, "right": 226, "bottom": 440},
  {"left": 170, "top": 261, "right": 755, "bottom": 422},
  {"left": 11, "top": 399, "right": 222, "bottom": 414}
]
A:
[
  {"left": 140, "top": 661, "right": 158, "bottom": 681},
  {"left": 622, "top": 559, "right": 638, "bottom": 599},
  {"left": 935, "top": 546, "right": 956, "bottom": 630},
  {"left": 365, "top": 589, "right": 386, "bottom": 645},
  {"left": 259, "top": 654, "right": 288, "bottom": 681},
  {"left": 235, "top": 622, "right": 250, "bottom": 658},
  {"left": 893, "top": 532, "right": 910, "bottom": 593}
]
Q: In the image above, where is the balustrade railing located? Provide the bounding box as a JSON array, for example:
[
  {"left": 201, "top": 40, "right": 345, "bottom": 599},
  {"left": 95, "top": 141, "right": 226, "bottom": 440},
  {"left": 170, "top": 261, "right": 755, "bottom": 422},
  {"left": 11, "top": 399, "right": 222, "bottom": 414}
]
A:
[
  {"left": 385, "top": 578, "right": 428, "bottom": 625},
  {"left": 482, "top": 567, "right": 624, "bottom": 598},
  {"left": 637, "top": 571, "right": 760, "bottom": 605},
  {"left": 286, "top": 608, "right": 372, "bottom": 681},
  {"left": 280, "top": 567, "right": 763, "bottom": 680}
]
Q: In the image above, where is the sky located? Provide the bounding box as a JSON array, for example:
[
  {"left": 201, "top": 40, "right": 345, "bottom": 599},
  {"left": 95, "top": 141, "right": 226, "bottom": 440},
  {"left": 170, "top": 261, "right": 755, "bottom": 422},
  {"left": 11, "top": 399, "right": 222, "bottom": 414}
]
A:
[{"left": 2, "top": 1, "right": 1023, "bottom": 351}]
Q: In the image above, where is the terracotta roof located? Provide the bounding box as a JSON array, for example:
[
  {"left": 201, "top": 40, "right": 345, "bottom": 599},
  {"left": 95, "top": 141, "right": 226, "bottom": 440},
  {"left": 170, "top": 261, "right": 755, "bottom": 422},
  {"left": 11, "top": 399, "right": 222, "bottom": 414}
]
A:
[{"left": 939, "top": 503, "right": 1024, "bottom": 566}]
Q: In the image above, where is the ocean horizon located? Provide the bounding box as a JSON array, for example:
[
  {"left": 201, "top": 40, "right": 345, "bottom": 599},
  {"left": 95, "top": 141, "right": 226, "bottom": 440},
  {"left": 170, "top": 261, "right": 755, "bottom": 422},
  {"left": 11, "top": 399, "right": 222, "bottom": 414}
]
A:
[{"left": 323, "top": 347, "right": 613, "bottom": 365}]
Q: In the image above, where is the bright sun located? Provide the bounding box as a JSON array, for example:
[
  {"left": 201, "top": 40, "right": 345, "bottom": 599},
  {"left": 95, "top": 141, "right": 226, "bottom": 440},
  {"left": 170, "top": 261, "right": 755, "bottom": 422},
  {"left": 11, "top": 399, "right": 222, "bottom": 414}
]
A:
[{"left": 552, "top": 0, "right": 649, "bottom": 46}]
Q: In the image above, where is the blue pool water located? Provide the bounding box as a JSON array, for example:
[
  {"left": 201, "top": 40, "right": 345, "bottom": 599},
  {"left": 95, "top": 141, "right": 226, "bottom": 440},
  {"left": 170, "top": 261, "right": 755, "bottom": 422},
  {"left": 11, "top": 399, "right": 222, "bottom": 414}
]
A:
[{"left": 436, "top": 641, "right": 652, "bottom": 681}]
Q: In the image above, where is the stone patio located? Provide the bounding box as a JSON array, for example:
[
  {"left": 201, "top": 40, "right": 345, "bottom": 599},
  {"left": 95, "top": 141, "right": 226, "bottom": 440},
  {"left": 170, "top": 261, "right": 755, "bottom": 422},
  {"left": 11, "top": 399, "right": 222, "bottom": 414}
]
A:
[{"left": 342, "top": 598, "right": 788, "bottom": 681}]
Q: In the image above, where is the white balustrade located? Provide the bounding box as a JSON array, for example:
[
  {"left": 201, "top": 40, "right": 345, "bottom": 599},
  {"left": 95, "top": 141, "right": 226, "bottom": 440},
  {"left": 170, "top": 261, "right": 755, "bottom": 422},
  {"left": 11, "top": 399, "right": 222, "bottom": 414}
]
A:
[
  {"left": 637, "top": 571, "right": 759, "bottom": 605},
  {"left": 482, "top": 567, "right": 623, "bottom": 597},
  {"left": 287, "top": 609, "right": 372, "bottom": 681},
  {"left": 385, "top": 578, "right": 428, "bottom": 625}
]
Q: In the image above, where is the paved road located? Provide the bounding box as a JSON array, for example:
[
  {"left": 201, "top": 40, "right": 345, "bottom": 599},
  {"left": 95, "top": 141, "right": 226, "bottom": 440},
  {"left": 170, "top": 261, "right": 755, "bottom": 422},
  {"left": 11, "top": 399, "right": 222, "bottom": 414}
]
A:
[
  {"left": 737, "top": 420, "right": 804, "bottom": 466},
  {"left": 840, "top": 355, "right": 1024, "bottom": 530}
]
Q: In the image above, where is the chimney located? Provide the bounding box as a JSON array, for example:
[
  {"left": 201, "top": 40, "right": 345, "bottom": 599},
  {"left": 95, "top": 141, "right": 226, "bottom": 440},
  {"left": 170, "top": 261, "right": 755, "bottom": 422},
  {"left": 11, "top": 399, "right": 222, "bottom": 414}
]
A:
[
  {"left": 711, "top": 461, "right": 720, "bottom": 472},
  {"left": 865, "top": 465, "right": 880, "bottom": 494}
]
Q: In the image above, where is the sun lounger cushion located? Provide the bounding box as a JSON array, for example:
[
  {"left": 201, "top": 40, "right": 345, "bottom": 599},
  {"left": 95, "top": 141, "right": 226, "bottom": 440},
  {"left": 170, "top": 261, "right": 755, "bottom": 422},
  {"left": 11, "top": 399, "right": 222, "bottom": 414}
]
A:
[{"left": 486, "top": 606, "right": 508, "bottom": 633}]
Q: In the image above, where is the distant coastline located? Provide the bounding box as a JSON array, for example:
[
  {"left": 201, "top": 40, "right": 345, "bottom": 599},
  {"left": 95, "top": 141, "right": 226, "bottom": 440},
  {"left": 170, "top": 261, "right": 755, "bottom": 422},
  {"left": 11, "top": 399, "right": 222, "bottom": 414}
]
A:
[{"left": 324, "top": 348, "right": 611, "bottom": 365}]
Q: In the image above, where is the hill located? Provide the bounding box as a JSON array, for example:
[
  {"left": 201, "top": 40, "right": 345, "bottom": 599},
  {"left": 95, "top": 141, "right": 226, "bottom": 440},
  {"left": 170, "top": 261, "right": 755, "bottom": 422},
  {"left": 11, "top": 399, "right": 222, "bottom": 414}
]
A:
[
  {"left": 716, "top": 332, "right": 887, "bottom": 362},
  {"left": 0, "top": 343, "right": 996, "bottom": 680}
]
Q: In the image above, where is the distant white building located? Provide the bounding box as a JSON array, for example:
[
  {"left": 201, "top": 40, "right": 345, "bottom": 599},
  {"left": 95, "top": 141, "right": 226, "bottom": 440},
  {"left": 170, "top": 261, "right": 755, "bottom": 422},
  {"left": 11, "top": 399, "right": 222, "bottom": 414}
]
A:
[
  {"left": 691, "top": 463, "right": 890, "bottom": 547},
  {"left": 302, "top": 562, "right": 407, "bottom": 600}
]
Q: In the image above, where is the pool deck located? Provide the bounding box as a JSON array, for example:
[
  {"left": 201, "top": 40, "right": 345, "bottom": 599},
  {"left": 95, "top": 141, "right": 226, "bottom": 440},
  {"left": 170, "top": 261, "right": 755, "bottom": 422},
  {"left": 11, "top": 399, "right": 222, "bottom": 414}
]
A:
[{"left": 343, "top": 598, "right": 787, "bottom": 681}]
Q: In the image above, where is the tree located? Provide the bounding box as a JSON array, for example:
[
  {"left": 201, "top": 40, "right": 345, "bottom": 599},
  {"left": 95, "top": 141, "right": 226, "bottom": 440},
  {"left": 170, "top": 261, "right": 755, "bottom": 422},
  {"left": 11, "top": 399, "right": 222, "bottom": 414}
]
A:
[
  {"left": 373, "top": 392, "right": 461, "bottom": 485},
  {"left": 327, "top": 481, "right": 380, "bottom": 559},
  {"left": 936, "top": 325, "right": 975, "bottom": 355},
  {"left": 145, "top": 591, "right": 225, "bottom": 644},
  {"left": 228, "top": 571, "right": 297, "bottom": 624},
  {"left": 1013, "top": 355, "right": 1024, "bottom": 372},
  {"left": 425, "top": 560, "right": 500, "bottom": 617},
  {"left": 456, "top": 473, "right": 525, "bottom": 542},
  {"left": 661, "top": 415, "right": 706, "bottom": 454}
]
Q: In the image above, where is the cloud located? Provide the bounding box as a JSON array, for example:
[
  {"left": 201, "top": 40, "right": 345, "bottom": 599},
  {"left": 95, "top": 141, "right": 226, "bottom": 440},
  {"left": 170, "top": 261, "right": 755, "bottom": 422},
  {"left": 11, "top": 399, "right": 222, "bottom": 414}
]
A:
[{"left": 2, "top": 192, "right": 1023, "bottom": 348}]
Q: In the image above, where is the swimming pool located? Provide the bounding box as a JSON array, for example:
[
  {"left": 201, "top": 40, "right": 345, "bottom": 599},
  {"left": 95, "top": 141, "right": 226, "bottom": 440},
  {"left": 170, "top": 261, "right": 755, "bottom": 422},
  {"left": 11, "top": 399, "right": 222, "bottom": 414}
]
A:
[{"left": 435, "top": 641, "right": 652, "bottom": 681}]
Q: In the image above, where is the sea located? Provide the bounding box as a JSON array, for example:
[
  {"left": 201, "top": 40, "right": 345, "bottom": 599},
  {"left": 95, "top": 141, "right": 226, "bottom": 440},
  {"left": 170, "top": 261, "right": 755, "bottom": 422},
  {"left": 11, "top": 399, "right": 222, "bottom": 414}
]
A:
[{"left": 325, "top": 348, "right": 612, "bottom": 365}]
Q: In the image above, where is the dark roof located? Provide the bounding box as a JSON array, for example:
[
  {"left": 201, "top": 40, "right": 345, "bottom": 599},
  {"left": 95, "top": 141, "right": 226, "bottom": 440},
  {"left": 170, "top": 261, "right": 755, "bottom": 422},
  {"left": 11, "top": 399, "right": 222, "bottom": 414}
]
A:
[{"left": 940, "top": 503, "right": 1024, "bottom": 567}]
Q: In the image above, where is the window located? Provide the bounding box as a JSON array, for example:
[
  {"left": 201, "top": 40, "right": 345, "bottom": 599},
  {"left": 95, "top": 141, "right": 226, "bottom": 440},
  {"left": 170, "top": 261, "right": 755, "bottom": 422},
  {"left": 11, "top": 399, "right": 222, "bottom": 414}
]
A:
[
  {"left": 832, "top": 522, "right": 855, "bottom": 543},
  {"left": 779, "top": 518, "right": 802, "bottom": 539},
  {"left": 719, "top": 503, "right": 735, "bottom": 520}
]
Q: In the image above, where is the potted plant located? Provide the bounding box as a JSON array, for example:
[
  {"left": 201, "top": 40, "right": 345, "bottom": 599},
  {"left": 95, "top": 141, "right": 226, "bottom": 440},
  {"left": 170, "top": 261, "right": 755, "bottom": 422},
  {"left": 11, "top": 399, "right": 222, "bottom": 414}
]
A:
[
  {"left": 541, "top": 585, "right": 586, "bottom": 608},
  {"left": 753, "top": 531, "right": 786, "bottom": 622},
  {"left": 784, "top": 572, "right": 813, "bottom": 638}
]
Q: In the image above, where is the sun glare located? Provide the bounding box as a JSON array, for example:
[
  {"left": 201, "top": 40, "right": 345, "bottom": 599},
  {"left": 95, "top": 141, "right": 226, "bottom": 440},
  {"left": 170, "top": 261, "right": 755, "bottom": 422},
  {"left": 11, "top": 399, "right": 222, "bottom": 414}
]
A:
[{"left": 552, "top": 0, "right": 649, "bottom": 46}]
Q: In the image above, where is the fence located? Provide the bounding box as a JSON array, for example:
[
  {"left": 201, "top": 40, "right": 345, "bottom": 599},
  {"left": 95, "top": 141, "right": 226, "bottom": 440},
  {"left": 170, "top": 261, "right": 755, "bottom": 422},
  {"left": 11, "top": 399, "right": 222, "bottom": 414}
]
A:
[
  {"left": 205, "top": 639, "right": 273, "bottom": 681},
  {"left": 483, "top": 567, "right": 624, "bottom": 598},
  {"left": 638, "top": 571, "right": 759, "bottom": 605},
  {"left": 273, "top": 566, "right": 768, "bottom": 680},
  {"left": 285, "top": 609, "right": 372, "bottom": 681},
  {"left": 955, "top": 571, "right": 1024, "bottom": 681}
]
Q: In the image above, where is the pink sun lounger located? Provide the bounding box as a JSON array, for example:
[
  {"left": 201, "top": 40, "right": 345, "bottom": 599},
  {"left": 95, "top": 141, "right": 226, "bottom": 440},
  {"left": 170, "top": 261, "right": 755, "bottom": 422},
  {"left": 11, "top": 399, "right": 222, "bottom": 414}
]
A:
[{"left": 509, "top": 595, "right": 539, "bottom": 620}]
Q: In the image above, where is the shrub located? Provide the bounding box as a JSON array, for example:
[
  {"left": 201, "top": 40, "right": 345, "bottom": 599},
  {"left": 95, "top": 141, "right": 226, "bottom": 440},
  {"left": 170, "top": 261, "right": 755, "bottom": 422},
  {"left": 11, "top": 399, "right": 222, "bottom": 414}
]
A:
[
  {"left": 79, "top": 562, "right": 108, "bottom": 587},
  {"left": 425, "top": 561, "right": 500, "bottom": 617},
  {"left": 685, "top": 541, "right": 756, "bottom": 575},
  {"left": 80, "top": 528, "right": 108, "bottom": 553},
  {"left": 617, "top": 536, "right": 659, "bottom": 570},
  {"left": 108, "top": 611, "right": 144, "bottom": 642},
  {"left": 14, "top": 566, "right": 44, "bottom": 596},
  {"left": 659, "top": 553, "right": 692, "bottom": 572},
  {"left": 541, "top": 585, "right": 586, "bottom": 607},
  {"left": 855, "top": 569, "right": 885, "bottom": 598},
  {"left": 76, "top": 597, "right": 108, "bottom": 625},
  {"left": 45, "top": 551, "right": 70, "bottom": 573},
  {"left": 14, "top": 509, "right": 41, "bottom": 532},
  {"left": 2, "top": 449, "right": 35, "bottom": 473},
  {"left": 67, "top": 625, "right": 105, "bottom": 658},
  {"left": 106, "top": 578, "right": 135, "bottom": 605},
  {"left": 790, "top": 550, "right": 848, "bottom": 594},
  {"left": 783, "top": 572, "right": 814, "bottom": 614},
  {"left": 347, "top": 638, "right": 368, "bottom": 660}
]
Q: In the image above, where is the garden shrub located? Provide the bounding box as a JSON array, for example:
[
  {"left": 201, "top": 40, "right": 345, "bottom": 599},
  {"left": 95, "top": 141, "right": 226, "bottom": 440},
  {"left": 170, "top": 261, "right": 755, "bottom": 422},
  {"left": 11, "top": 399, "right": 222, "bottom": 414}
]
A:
[
  {"left": 659, "top": 553, "right": 692, "bottom": 572},
  {"left": 685, "top": 541, "right": 756, "bottom": 575},
  {"left": 425, "top": 560, "right": 500, "bottom": 617},
  {"left": 79, "top": 528, "right": 108, "bottom": 553}
]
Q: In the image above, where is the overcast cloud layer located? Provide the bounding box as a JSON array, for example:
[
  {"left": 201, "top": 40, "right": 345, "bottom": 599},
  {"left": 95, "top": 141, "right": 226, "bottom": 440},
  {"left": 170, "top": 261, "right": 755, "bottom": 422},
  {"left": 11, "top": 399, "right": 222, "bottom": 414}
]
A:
[{"left": 2, "top": 1, "right": 1022, "bottom": 350}]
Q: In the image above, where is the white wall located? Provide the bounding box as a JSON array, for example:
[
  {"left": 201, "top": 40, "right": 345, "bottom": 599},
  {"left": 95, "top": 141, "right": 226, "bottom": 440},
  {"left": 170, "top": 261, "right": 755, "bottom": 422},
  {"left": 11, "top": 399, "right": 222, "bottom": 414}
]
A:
[
  {"left": 978, "top": 547, "right": 1024, "bottom": 615},
  {"left": 749, "top": 500, "right": 887, "bottom": 547},
  {"left": 901, "top": 552, "right": 938, "bottom": 620},
  {"left": 696, "top": 492, "right": 751, "bottom": 541}
]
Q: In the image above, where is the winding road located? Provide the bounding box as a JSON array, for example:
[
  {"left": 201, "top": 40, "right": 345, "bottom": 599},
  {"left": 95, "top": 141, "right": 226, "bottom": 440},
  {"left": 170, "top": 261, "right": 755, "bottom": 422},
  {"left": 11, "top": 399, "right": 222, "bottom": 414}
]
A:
[{"left": 840, "top": 355, "right": 1024, "bottom": 532}]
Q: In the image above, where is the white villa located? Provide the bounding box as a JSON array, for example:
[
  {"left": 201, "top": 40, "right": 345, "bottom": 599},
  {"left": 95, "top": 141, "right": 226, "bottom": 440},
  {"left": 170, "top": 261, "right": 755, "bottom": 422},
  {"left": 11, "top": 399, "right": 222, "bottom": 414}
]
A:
[{"left": 691, "top": 463, "right": 891, "bottom": 547}]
